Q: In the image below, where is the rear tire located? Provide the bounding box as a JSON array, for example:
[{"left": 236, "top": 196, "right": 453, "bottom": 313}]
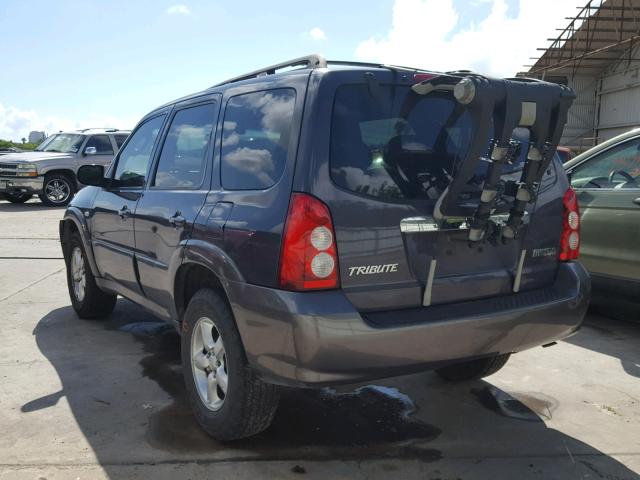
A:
[
  {"left": 4, "top": 192, "right": 32, "bottom": 204},
  {"left": 39, "top": 173, "right": 75, "bottom": 207},
  {"left": 436, "top": 354, "right": 511, "bottom": 381},
  {"left": 181, "top": 288, "right": 280, "bottom": 441},
  {"left": 65, "top": 231, "right": 117, "bottom": 319}
]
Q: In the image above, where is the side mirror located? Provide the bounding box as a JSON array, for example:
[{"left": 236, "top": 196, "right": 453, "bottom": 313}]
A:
[
  {"left": 77, "top": 164, "right": 106, "bottom": 187},
  {"left": 84, "top": 146, "right": 97, "bottom": 156}
]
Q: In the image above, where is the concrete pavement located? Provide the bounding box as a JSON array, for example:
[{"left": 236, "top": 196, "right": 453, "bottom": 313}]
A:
[{"left": 0, "top": 198, "right": 638, "bottom": 479}]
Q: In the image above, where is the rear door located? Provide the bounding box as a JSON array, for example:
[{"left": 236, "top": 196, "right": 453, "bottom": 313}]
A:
[
  {"left": 134, "top": 98, "right": 220, "bottom": 312},
  {"left": 568, "top": 135, "right": 640, "bottom": 285},
  {"left": 91, "top": 115, "right": 166, "bottom": 294},
  {"left": 306, "top": 72, "right": 562, "bottom": 312}
]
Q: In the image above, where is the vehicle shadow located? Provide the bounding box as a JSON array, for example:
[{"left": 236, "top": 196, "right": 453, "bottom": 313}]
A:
[
  {"left": 23, "top": 300, "right": 639, "bottom": 478},
  {"left": 564, "top": 309, "right": 640, "bottom": 379},
  {"left": 0, "top": 198, "right": 61, "bottom": 212}
]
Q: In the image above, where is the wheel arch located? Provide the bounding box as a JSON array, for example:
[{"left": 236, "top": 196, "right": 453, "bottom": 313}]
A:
[
  {"left": 60, "top": 208, "right": 100, "bottom": 277},
  {"left": 173, "top": 241, "right": 245, "bottom": 324},
  {"left": 173, "top": 261, "right": 228, "bottom": 324}
]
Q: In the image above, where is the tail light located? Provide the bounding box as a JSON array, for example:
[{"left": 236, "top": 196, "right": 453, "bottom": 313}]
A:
[
  {"left": 279, "top": 193, "right": 339, "bottom": 291},
  {"left": 559, "top": 188, "right": 580, "bottom": 261}
]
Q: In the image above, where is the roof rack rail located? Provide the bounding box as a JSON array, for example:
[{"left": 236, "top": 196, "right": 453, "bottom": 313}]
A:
[
  {"left": 328, "top": 60, "right": 432, "bottom": 73},
  {"left": 212, "top": 54, "right": 327, "bottom": 87},
  {"left": 76, "top": 127, "right": 119, "bottom": 133}
]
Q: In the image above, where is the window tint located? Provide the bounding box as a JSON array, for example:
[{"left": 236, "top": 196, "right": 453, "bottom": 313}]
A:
[
  {"left": 153, "top": 103, "right": 216, "bottom": 189},
  {"left": 114, "top": 134, "right": 128, "bottom": 150},
  {"left": 85, "top": 135, "right": 114, "bottom": 154},
  {"left": 221, "top": 89, "right": 296, "bottom": 190},
  {"left": 331, "top": 84, "right": 475, "bottom": 201},
  {"left": 331, "top": 84, "right": 535, "bottom": 202},
  {"left": 571, "top": 138, "right": 640, "bottom": 189},
  {"left": 113, "top": 115, "right": 165, "bottom": 188}
]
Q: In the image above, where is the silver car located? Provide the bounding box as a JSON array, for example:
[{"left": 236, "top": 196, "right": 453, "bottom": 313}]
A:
[{"left": 0, "top": 128, "right": 130, "bottom": 206}]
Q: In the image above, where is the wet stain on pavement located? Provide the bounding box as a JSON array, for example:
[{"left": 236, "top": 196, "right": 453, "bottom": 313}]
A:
[
  {"left": 472, "top": 386, "right": 557, "bottom": 421},
  {"left": 146, "top": 385, "right": 442, "bottom": 459},
  {"left": 113, "top": 314, "right": 442, "bottom": 460}
]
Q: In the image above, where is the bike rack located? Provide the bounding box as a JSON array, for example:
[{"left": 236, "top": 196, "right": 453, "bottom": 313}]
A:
[{"left": 412, "top": 73, "right": 575, "bottom": 242}]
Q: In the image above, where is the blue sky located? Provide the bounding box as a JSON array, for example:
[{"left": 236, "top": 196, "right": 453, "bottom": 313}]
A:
[{"left": 0, "top": 0, "right": 578, "bottom": 141}]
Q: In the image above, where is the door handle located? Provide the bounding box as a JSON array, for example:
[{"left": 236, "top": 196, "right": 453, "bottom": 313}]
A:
[
  {"left": 169, "top": 212, "right": 186, "bottom": 228},
  {"left": 633, "top": 198, "right": 640, "bottom": 206},
  {"left": 118, "top": 205, "right": 132, "bottom": 219}
]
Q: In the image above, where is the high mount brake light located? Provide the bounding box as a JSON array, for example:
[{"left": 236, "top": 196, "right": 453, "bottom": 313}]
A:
[
  {"left": 413, "top": 73, "right": 438, "bottom": 83},
  {"left": 279, "top": 193, "right": 339, "bottom": 291},
  {"left": 559, "top": 188, "right": 580, "bottom": 261}
]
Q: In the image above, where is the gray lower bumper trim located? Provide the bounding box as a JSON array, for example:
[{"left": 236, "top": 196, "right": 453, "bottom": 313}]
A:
[{"left": 226, "top": 262, "right": 590, "bottom": 386}]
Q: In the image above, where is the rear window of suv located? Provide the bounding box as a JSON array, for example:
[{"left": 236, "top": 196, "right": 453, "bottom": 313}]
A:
[{"left": 330, "top": 84, "right": 529, "bottom": 202}]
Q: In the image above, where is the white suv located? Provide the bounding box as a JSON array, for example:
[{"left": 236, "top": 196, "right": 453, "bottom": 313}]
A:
[{"left": 0, "top": 128, "right": 130, "bottom": 206}]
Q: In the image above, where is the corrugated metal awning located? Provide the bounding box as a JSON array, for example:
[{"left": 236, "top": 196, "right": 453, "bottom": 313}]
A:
[{"left": 523, "top": 0, "right": 640, "bottom": 78}]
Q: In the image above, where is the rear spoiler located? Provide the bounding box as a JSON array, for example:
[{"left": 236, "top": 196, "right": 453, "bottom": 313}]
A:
[{"left": 413, "top": 73, "right": 575, "bottom": 242}]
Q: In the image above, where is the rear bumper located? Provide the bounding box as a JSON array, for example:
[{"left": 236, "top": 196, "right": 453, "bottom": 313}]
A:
[
  {"left": 0, "top": 176, "right": 44, "bottom": 194},
  {"left": 227, "top": 261, "right": 590, "bottom": 387}
]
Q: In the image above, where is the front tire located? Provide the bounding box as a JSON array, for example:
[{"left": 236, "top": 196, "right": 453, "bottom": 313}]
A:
[
  {"left": 65, "top": 231, "right": 117, "bottom": 319},
  {"left": 4, "top": 192, "right": 32, "bottom": 204},
  {"left": 436, "top": 354, "right": 511, "bottom": 381},
  {"left": 39, "top": 173, "right": 75, "bottom": 207},
  {"left": 181, "top": 289, "right": 280, "bottom": 441}
]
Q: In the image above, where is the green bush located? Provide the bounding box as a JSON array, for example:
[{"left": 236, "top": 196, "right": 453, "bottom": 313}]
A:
[{"left": 0, "top": 139, "right": 41, "bottom": 151}]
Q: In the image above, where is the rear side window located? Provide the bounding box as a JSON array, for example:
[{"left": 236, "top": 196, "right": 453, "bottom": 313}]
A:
[
  {"left": 114, "top": 134, "right": 128, "bottom": 149},
  {"left": 153, "top": 103, "right": 217, "bottom": 189},
  {"left": 221, "top": 89, "right": 296, "bottom": 190},
  {"left": 85, "top": 135, "right": 114, "bottom": 154},
  {"left": 113, "top": 115, "right": 165, "bottom": 187}
]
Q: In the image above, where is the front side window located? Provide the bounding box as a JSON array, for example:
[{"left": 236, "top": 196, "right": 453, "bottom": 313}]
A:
[
  {"left": 571, "top": 138, "right": 640, "bottom": 189},
  {"left": 85, "top": 135, "right": 114, "bottom": 154},
  {"left": 36, "top": 134, "right": 85, "bottom": 153},
  {"left": 153, "top": 103, "right": 217, "bottom": 189},
  {"left": 113, "top": 115, "right": 165, "bottom": 187},
  {"left": 221, "top": 89, "right": 296, "bottom": 190}
]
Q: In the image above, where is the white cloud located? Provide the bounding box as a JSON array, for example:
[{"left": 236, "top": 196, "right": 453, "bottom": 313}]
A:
[
  {"left": 308, "top": 27, "right": 327, "bottom": 41},
  {"left": 355, "top": 0, "right": 581, "bottom": 77},
  {"left": 0, "top": 103, "right": 138, "bottom": 142},
  {"left": 166, "top": 4, "right": 191, "bottom": 15}
]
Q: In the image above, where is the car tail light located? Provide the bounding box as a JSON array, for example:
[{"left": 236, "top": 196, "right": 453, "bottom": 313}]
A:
[
  {"left": 279, "top": 193, "right": 339, "bottom": 291},
  {"left": 559, "top": 188, "right": 580, "bottom": 261}
]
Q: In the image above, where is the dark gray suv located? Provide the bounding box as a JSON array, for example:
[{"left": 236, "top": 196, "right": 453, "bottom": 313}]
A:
[{"left": 59, "top": 55, "right": 590, "bottom": 440}]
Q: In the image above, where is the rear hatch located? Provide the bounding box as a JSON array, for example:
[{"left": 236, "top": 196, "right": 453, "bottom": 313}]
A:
[{"left": 311, "top": 70, "right": 572, "bottom": 312}]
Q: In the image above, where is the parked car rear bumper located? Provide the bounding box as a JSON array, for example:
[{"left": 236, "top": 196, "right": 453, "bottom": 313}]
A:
[
  {"left": 227, "top": 261, "right": 590, "bottom": 387},
  {"left": 0, "top": 176, "right": 44, "bottom": 194}
]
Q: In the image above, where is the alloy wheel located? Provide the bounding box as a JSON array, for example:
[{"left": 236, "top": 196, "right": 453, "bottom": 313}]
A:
[
  {"left": 45, "top": 178, "right": 71, "bottom": 204},
  {"left": 70, "top": 246, "right": 86, "bottom": 302},
  {"left": 191, "top": 317, "right": 228, "bottom": 411}
]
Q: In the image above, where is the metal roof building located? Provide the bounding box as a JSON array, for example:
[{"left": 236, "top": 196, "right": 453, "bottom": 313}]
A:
[{"left": 521, "top": 0, "right": 640, "bottom": 150}]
